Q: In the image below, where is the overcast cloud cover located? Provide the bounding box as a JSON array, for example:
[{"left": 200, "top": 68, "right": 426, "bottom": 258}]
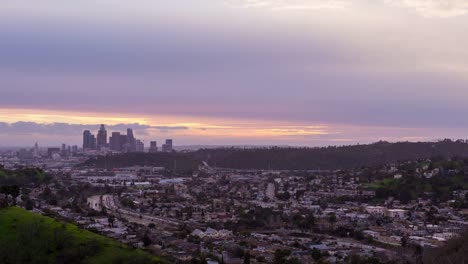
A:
[
  {"left": 1, "top": 0, "right": 468, "bottom": 146},
  {"left": 0, "top": 122, "right": 187, "bottom": 135}
]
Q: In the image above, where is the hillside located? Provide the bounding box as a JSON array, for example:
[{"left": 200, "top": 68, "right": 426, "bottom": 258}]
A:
[
  {"left": 82, "top": 140, "right": 468, "bottom": 170},
  {"left": 422, "top": 228, "right": 468, "bottom": 264},
  {"left": 81, "top": 152, "right": 198, "bottom": 173},
  {"left": 0, "top": 207, "right": 163, "bottom": 264},
  {"left": 194, "top": 140, "right": 468, "bottom": 170}
]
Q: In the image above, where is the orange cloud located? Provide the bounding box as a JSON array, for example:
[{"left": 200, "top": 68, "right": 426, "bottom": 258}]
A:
[{"left": 0, "top": 107, "right": 335, "bottom": 140}]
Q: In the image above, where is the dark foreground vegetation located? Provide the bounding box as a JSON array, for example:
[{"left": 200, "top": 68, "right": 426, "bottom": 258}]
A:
[{"left": 422, "top": 228, "right": 468, "bottom": 264}]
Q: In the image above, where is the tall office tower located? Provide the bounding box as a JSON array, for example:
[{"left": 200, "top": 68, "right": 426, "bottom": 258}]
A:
[
  {"left": 97, "top": 124, "right": 107, "bottom": 150},
  {"left": 83, "top": 130, "right": 90, "bottom": 149},
  {"left": 166, "top": 139, "right": 173, "bottom": 150},
  {"left": 83, "top": 130, "right": 96, "bottom": 150},
  {"left": 33, "top": 142, "right": 39, "bottom": 157},
  {"left": 136, "top": 140, "right": 144, "bottom": 152},
  {"left": 71, "top": 145, "right": 78, "bottom": 154},
  {"left": 126, "top": 128, "right": 136, "bottom": 152},
  {"left": 109, "top": 132, "right": 121, "bottom": 151},
  {"left": 120, "top": 134, "right": 128, "bottom": 152},
  {"left": 149, "top": 141, "right": 158, "bottom": 153},
  {"left": 61, "top": 143, "right": 67, "bottom": 156},
  {"left": 162, "top": 139, "right": 173, "bottom": 152},
  {"left": 90, "top": 135, "right": 97, "bottom": 150}
]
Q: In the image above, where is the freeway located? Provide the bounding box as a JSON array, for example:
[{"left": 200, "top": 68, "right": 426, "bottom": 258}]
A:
[{"left": 101, "top": 194, "right": 182, "bottom": 227}]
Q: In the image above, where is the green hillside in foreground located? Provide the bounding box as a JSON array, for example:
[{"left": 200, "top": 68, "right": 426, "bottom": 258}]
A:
[{"left": 0, "top": 207, "right": 163, "bottom": 264}]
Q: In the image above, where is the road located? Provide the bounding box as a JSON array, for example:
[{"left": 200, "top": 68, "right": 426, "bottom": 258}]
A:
[{"left": 101, "top": 194, "right": 182, "bottom": 227}]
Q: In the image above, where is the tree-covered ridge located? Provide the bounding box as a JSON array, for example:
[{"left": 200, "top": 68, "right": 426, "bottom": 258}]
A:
[
  {"left": 0, "top": 167, "right": 52, "bottom": 207},
  {"left": 81, "top": 152, "right": 198, "bottom": 173},
  {"left": 194, "top": 140, "right": 468, "bottom": 170},
  {"left": 0, "top": 207, "right": 162, "bottom": 264},
  {"left": 0, "top": 166, "right": 51, "bottom": 186},
  {"left": 370, "top": 174, "right": 468, "bottom": 204},
  {"left": 356, "top": 157, "right": 468, "bottom": 205},
  {"left": 81, "top": 140, "right": 468, "bottom": 170}
]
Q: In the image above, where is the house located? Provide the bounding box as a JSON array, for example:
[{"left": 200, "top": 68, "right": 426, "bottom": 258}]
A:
[
  {"left": 386, "top": 209, "right": 407, "bottom": 218},
  {"left": 205, "top": 228, "right": 218, "bottom": 237},
  {"left": 365, "top": 206, "right": 386, "bottom": 215}
]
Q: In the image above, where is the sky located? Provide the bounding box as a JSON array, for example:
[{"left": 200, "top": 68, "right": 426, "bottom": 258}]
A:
[{"left": 1, "top": 0, "right": 468, "bottom": 147}]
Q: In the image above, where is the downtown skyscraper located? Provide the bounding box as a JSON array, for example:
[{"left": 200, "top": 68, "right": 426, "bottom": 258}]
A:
[
  {"left": 83, "top": 125, "right": 150, "bottom": 153},
  {"left": 83, "top": 130, "right": 96, "bottom": 150},
  {"left": 96, "top": 124, "right": 107, "bottom": 150}
]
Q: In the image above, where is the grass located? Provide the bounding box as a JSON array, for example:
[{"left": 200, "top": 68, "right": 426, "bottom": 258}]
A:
[
  {"left": 0, "top": 207, "right": 164, "bottom": 264},
  {"left": 363, "top": 178, "right": 398, "bottom": 189}
]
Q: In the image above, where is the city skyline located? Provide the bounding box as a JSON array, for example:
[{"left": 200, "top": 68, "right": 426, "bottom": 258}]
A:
[
  {"left": 2, "top": 1, "right": 468, "bottom": 146},
  {"left": 11, "top": 124, "right": 173, "bottom": 160}
]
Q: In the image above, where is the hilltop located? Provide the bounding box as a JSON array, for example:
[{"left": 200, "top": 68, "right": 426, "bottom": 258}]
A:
[
  {"left": 82, "top": 140, "right": 468, "bottom": 170},
  {"left": 0, "top": 207, "right": 163, "bottom": 264}
]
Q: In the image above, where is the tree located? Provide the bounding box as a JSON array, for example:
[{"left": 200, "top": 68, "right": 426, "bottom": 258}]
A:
[
  {"left": 422, "top": 228, "right": 468, "bottom": 264},
  {"left": 142, "top": 233, "right": 152, "bottom": 247},
  {"left": 230, "top": 246, "right": 245, "bottom": 258},
  {"left": 243, "top": 251, "right": 251, "bottom": 264},
  {"left": 41, "top": 186, "right": 51, "bottom": 197},
  {"left": 191, "top": 257, "right": 208, "bottom": 264},
  {"left": 108, "top": 216, "right": 115, "bottom": 227},
  {"left": 25, "top": 199, "right": 34, "bottom": 210},
  {"left": 328, "top": 213, "right": 337, "bottom": 227},
  {"left": 286, "top": 257, "right": 301, "bottom": 264},
  {"left": 0, "top": 185, "right": 20, "bottom": 205},
  {"left": 399, "top": 188, "right": 413, "bottom": 204},
  {"left": 186, "top": 206, "right": 193, "bottom": 219},
  {"left": 401, "top": 235, "right": 409, "bottom": 247},
  {"left": 273, "top": 249, "right": 291, "bottom": 264},
  {"left": 320, "top": 203, "right": 328, "bottom": 210},
  {"left": 311, "top": 248, "right": 322, "bottom": 261},
  {"left": 346, "top": 255, "right": 383, "bottom": 264}
]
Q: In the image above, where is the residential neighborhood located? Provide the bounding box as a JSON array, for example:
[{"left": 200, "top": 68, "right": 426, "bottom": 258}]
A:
[{"left": 1, "top": 143, "right": 467, "bottom": 263}]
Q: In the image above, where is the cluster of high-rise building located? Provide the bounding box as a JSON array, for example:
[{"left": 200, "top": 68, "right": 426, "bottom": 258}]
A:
[
  {"left": 162, "top": 139, "right": 173, "bottom": 152},
  {"left": 148, "top": 139, "right": 173, "bottom": 153},
  {"left": 83, "top": 125, "right": 173, "bottom": 153},
  {"left": 17, "top": 142, "right": 79, "bottom": 160},
  {"left": 47, "top": 143, "right": 79, "bottom": 158}
]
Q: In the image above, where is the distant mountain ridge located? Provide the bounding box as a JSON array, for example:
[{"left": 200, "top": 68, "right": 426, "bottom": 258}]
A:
[
  {"left": 192, "top": 140, "right": 468, "bottom": 170},
  {"left": 83, "top": 140, "right": 468, "bottom": 170},
  {"left": 173, "top": 144, "right": 291, "bottom": 151}
]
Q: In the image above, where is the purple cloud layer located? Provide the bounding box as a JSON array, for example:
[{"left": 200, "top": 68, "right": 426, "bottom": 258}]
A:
[{"left": 1, "top": 1, "right": 468, "bottom": 146}]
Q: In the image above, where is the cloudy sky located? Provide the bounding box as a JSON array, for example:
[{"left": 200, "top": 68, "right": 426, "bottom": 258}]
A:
[{"left": 1, "top": 0, "right": 468, "bottom": 147}]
